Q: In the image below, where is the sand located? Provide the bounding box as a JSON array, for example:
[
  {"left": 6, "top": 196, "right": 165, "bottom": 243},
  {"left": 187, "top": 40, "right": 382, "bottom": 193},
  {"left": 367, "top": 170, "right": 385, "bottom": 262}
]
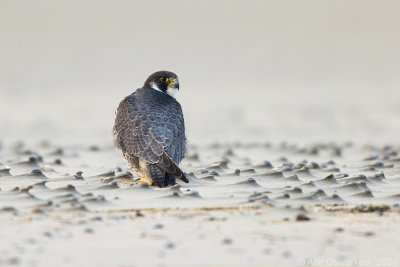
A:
[
  {"left": 2, "top": 1, "right": 400, "bottom": 266},
  {"left": 1, "top": 140, "right": 400, "bottom": 266}
]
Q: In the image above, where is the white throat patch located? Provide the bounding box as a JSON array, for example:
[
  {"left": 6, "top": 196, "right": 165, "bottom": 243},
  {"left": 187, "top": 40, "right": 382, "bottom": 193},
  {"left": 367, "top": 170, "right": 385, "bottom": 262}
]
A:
[
  {"left": 150, "top": 82, "right": 178, "bottom": 98},
  {"left": 150, "top": 82, "right": 162, "bottom": 93},
  {"left": 166, "top": 87, "right": 178, "bottom": 98}
]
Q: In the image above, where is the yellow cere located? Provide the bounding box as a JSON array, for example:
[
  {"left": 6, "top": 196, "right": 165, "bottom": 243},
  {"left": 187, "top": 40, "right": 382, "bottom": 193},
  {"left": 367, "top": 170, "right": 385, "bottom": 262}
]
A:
[{"left": 170, "top": 78, "right": 176, "bottom": 84}]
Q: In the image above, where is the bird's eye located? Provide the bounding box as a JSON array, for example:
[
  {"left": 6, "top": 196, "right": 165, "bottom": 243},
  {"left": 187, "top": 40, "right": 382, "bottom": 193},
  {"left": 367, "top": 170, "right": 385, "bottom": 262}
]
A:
[{"left": 160, "top": 77, "right": 167, "bottom": 82}]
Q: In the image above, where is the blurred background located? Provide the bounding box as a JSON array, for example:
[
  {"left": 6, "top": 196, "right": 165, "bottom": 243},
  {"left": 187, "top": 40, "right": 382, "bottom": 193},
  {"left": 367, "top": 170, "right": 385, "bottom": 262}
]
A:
[{"left": 1, "top": 0, "right": 399, "bottom": 146}]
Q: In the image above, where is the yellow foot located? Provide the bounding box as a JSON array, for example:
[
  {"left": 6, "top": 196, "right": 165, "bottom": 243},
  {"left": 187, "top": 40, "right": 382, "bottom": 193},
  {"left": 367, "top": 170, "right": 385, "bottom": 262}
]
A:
[{"left": 139, "top": 179, "right": 153, "bottom": 185}]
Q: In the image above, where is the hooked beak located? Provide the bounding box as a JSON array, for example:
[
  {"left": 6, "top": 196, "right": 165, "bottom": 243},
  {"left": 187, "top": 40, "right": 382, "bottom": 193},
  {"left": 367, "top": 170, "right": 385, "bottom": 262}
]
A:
[
  {"left": 166, "top": 78, "right": 179, "bottom": 98},
  {"left": 169, "top": 79, "right": 179, "bottom": 90}
]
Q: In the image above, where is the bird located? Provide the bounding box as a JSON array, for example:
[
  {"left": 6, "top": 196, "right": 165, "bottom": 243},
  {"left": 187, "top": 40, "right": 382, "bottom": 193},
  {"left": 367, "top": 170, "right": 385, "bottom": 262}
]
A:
[{"left": 112, "top": 71, "right": 188, "bottom": 187}]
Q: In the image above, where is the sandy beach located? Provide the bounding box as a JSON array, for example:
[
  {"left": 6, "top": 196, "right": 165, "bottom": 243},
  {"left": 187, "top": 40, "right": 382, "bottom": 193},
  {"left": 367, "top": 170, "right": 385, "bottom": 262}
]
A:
[
  {"left": 1, "top": 141, "right": 400, "bottom": 266},
  {"left": 2, "top": 0, "right": 400, "bottom": 266}
]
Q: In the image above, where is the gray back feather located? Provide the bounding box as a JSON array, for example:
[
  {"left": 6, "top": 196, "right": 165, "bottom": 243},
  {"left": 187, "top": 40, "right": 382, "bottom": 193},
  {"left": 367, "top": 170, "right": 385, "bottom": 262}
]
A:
[{"left": 113, "top": 88, "right": 186, "bottom": 164}]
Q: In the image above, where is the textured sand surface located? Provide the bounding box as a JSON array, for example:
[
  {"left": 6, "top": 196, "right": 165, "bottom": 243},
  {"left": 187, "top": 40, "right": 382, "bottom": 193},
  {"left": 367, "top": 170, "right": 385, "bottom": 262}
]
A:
[
  {"left": 1, "top": 141, "right": 400, "bottom": 266},
  {"left": 2, "top": 1, "right": 400, "bottom": 266},
  {"left": 2, "top": 141, "right": 400, "bottom": 212}
]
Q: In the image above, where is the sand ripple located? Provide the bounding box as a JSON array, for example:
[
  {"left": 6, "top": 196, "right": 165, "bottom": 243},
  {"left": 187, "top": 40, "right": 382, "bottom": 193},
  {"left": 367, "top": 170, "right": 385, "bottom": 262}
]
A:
[{"left": 1, "top": 141, "right": 400, "bottom": 214}]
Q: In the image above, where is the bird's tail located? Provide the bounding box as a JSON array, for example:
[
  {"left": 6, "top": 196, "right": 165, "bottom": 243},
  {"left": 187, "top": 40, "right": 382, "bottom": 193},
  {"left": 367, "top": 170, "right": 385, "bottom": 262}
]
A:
[
  {"left": 156, "top": 151, "right": 188, "bottom": 184},
  {"left": 147, "top": 164, "right": 168, "bottom": 187}
]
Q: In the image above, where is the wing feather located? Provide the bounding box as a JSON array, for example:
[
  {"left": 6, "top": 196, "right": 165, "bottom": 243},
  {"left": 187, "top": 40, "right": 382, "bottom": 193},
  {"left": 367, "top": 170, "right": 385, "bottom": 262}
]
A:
[{"left": 112, "top": 89, "right": 186, "bottom": 169}]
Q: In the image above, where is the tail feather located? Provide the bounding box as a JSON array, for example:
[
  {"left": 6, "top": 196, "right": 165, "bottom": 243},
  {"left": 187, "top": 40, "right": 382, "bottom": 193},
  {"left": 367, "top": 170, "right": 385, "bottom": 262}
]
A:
[
  {"left": 156, "top": 151, "right": 188, "bottom": 183},
  {"left": 147, "top": 164, "right": 166, "bottom": 187}
]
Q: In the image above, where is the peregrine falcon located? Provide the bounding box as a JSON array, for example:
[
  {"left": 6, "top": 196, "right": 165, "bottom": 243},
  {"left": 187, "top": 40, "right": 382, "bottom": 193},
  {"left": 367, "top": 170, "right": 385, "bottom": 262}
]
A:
[{"left": 112, "top": 71, "right": 188, "bottom": 187}]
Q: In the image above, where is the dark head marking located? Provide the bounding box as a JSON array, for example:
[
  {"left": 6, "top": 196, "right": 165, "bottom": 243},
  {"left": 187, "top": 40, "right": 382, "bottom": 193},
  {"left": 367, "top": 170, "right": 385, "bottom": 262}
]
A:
[{"left": 144, "top": 71, "right": 180, "bottom": 97}]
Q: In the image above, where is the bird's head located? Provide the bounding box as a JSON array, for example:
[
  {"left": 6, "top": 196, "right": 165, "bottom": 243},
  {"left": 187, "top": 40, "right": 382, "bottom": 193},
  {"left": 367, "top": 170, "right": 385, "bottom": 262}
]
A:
[{"left": 144, "top": 71, "right": 180, "bottom": 98}]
